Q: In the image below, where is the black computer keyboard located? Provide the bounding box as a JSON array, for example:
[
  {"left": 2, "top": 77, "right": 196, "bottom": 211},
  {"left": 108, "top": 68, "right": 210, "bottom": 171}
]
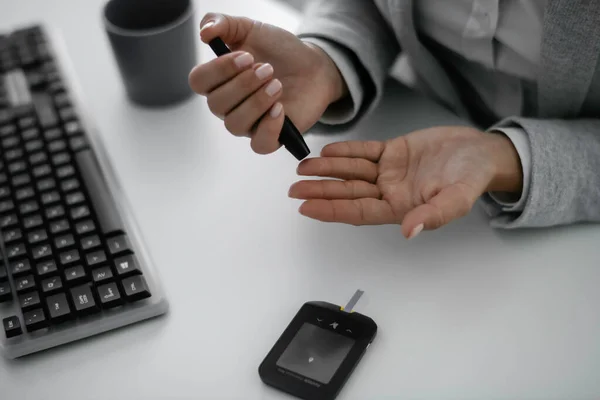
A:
[{"left": 0, "top": 25, "right": 168, "bottom": 358}]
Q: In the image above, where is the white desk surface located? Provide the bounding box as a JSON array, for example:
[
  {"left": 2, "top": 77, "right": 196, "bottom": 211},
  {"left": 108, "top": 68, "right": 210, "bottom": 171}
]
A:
[{"left": 2, "top": 0, "right": 600, "bottom": 399}]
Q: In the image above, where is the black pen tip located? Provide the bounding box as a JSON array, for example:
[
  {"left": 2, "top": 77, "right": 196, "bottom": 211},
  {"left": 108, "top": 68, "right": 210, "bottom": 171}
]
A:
[
  {"left": 286, "top": 136, "right": 311, "bottom": 161},
  {"left": 280, "top": 117, "right": 310, "bottom": 160}
]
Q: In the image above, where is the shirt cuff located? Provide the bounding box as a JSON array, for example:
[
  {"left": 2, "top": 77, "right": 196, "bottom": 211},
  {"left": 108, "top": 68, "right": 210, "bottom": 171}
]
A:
[
  {"left": 300, "top": 37, "right": 364, "bottom": 125},
  {"left": 486, "top": 127, "right": 531, "bottom": 212}
]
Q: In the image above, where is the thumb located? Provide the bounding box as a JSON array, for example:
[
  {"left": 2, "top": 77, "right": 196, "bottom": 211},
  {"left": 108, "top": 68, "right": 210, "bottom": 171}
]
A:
[
  {"left": 199, "top": 12, "right": 256, "bottom": 46},
  {"left": 401, "top": 183, "right": 477, "bottom": 239}
]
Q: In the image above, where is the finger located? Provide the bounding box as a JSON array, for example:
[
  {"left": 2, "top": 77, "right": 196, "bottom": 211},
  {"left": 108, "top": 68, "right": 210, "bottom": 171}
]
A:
[
  {"left": 401, "top": 183, "right": 477, "bottom": 239},
  {"left": 248, "top": 102, "right": 285, "bottom": 154},
  {"left": 288, "top": 179, "right": 381, "bottom": 200},
  {"left": 297, "top": 157, "right": 379, "bottom": 183},
  {"left": 207, "top": 63, "right": 274, "bottom": 117},
  {"left": 298, "top": 198, "right": 398, "bottom": 225},
  {"left": 224, "top": 78, "right": 283, "bottom": 136},
  {"left": 188, "top": 51, "right": 255, "bottom": 95},
  {"left": 320, "top": 140, "right": 385, "bottom": 162},
  {"left": 199, "top": 13, "right": 256, "bottom": 46}
]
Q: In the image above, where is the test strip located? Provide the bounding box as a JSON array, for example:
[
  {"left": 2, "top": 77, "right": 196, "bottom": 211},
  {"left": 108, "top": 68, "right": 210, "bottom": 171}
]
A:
[{"left": 343, "top": 289, "right": 364, "bottom": 312}]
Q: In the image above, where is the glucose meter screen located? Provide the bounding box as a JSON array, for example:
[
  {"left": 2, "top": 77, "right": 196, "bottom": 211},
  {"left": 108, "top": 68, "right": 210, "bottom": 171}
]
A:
[{"left": 276, "top": 322, "right": 354, "bottom": 384}]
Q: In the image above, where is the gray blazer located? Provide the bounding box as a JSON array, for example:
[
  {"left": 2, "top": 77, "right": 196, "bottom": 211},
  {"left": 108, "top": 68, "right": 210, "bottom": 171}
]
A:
[{"left": 296, "top": 0, "right": 600, "bottom": 229}]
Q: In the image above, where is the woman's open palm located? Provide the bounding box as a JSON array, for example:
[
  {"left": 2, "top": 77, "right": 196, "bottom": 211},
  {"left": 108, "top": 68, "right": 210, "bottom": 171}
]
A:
[{"left": 288, "top": 126, "right": 504, "bottom": 238}]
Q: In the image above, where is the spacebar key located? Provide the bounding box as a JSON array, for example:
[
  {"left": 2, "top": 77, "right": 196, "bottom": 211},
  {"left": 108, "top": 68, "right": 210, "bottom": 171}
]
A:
[{"left": 75, "top": 150, "right": 125, "bottom": 234}]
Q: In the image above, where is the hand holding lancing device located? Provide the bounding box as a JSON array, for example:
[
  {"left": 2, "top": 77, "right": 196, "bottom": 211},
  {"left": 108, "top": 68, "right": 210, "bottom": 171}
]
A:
[{"left": 189, "top": 13, "right": 523, "bottom": 239}]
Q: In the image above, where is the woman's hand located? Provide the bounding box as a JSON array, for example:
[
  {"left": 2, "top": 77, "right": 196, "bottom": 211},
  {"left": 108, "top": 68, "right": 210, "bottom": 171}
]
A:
[
  {"left": 288, "top": 126, "right": 523, "bottom": 238},
  {"left": 189, "top": 12, "right": 347, "bottom": 154}
]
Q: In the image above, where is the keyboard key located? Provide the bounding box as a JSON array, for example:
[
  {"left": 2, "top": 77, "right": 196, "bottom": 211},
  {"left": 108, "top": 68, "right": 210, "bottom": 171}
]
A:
[
  {"left": 45, "top": 204, "right": 65, "bottom": 219},
  {"left": 122, "top": 275, "right": 150, "bottom": 302},
  {"left": 2, "top": 135, "right": 19, "bottom": 149},
  {"left": 59, "top": 107, "right": 76, "bottom": 121},
  {"left": 97, "top": 282, "right": 122, "bottom": 308},
  {"left": 70, "top": 284, "right": 99, "bottom": 316},
  {"left": 25, "top": 139, "right": 43, "bottom": 153},
  {"left": 65, "top": 191, "right": 85, "bottom": 205},
  {"left": 76, "top": 150, "right": 125, "bottom": 234},
  {"left": 5, "top": 148, "right": 23, "bottom": 162},
  {"left": 3, "top": 316, "right": 22, "bottom": 338},
  {"left": 0, "top": 281, "right": 11, "bottom": 302},
  {"left": 8, "top": 160, "right": 27, "bottom": 174},
  {"left": 27, "top": 229, "right": 47, "bottom": 244},
  {"left": 48, "top": 80, "right": 64, "bottom": 94},
  {"left": 37, "top": 177, "right": 56, "bottom": 191},
  {"left": 60, "top": 177, "right": 79, "bottom": 192},
  {"left": 48, "top": 139, "right": 67, "bottom": 153},
  {"left": 0, "top": 185, "right": 9, "bottom": 198},
  {"left": 32, "top": 163, "right": 51, "bottom": 178},
  {"left": 64, "top": 120, "right": 81, "bottom": 136},
  {"left": 15, "top": 275, "right": 35, "bottom": 293},
  {"left": 69, "top": 136, "right": 88, "bottom": 152},
  {"left": 75, "top": 219, "right": 95, "bottom": 235},
  {"left": 41, "top": 276, "right": 62, "bottom": 294},
  {"left": 0, "top": 266, "right": 7, "bottom": 281},
  {"left": 1, "top": 213, "right": 18, "bottom": 228},
  {"left": 21, "top": 127, "right": 39, "bottom": 140},
  {"left": 56, "top": 165, "right": 75, "bottom": 180},
  {"left": 0, "top": 110, "right": 12, "bottom": 125},
  {"left": 41, "top": 190, "right": 60, "bottom": 205},
  {"left": 23, "top": 308, "right": 46, "bottom": 331},
  {"left": 0, "top": 124, "right": 16, "bottom": 137},
  {"left": 12, "top": 173, "right": 31, "bottom": 187},
  {"left": 32, "top": 243, "right": 52, "bottom": 260},
  {"left": 18, "top": 116, "right": 35, "bottom": 130},
  {"left": 55, "top": 234, "right": 75, "bottom": 249},
  {"left": 10, "top": 259, "right": 31, "bottom": 276},
  {"left": 59, "top": 249, "right": 79, "bottom": 266},
  {"left": 70, "top": 205, "right": 90, "bottom": 220},
  {"left": 15, "top": 186, "right": 35, "bottom": 200},
  {"left": 46, "top": 292, "right": 72, "bottom": 323},
  {"left": 36, "top": 259, "right": 57, "bottom": 277},
  {"left": 23, "top": 214, "right": 43, "bottom": 230},
  {"left": 107, "top": 235, "right": 131, "bottom": 255},
  {"left": 0, "top": 173, "right": 6, "bottom": 184},
  {"left": 54, "top": 93, "right": 70, "bottom": 108},
  {"left": 3, "top": 227, "right": 22, "bottom": 243},
  {"left": 43, "top": 127, "right": 62, "bottom": 141},
  {"left": 81, "top": 234, "right": 101, "bottom": 251},
  {"left": 52, "top": 151, "right": 70, "bottom": 166},
  {"left": 50, "top": 218, "right": 69, "bottom": 234},
  {"left": 92, "top": 265, "right": 113, "bottom": 284},
  {"left": 6, "top": 242, "right": 26, "bottom": 259},
  {"left": 32, "top": 92, "right": 58, "bottom": 128},
  {"left": 19, "top": 291, "right": 40, "bottom": 311},
  {"left": 86, "top": 250, "right": 106, "bottom": 268},
  {"left": 0, "top": 199, "right": 15, "bottom": 213},
  {"left": 64, "top": 265, "right": 86, "bottom": 285},
  {"left": 114, "top": 254, "right": 140, "bottom": 277},
  {"left": 19, "top": 199, "right": 39, "bottom": 214}
]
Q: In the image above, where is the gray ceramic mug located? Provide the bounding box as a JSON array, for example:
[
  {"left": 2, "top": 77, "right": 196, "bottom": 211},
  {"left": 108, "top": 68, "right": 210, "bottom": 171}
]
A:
[{"left": 102, "top": 0, "right": 197, "bottom": 106}]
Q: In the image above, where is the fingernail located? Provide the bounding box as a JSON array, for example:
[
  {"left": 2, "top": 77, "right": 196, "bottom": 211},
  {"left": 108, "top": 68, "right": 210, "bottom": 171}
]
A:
[
  {"left": 255, "top": 63, "right": 274, "bottom": 80},
  {"left": 200, "top": 21, "right": 215, "bottom": 32},
  {"left": 265, "top": 79, "right": 282, "bottom": 96},
  {"left": 408, "top": 223, "right": 424, "bottom": 239},
  {"left": 234, "top": 52, "right": 254, "bottom": 69},
  {"left": 270, "top": 102, "right": 283, "bottom": 118}
]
